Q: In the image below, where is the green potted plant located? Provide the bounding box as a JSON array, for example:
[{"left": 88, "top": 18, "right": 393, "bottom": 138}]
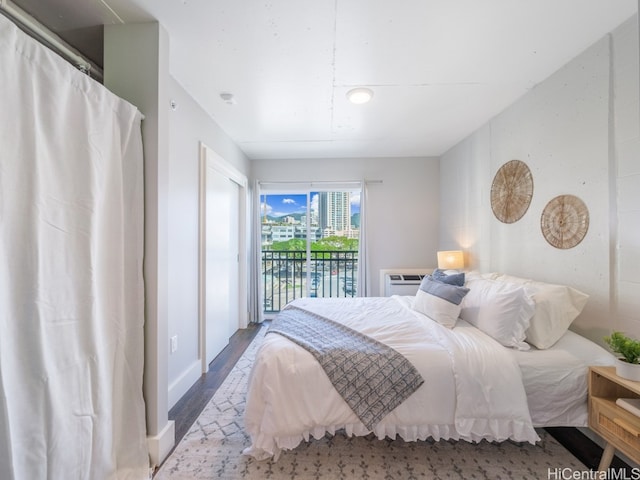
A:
[{"left": 604, "top": 331, "right": 640, "bottom": 381}]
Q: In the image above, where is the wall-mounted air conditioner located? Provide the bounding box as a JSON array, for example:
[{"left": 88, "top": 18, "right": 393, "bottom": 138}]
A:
[{"left": 380, "top": 268, "right": 432, "bottom": 296}]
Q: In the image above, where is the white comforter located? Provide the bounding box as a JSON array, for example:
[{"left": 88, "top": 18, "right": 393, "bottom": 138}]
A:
[{"left": 244, "top": 296, "right": 540, "bottom": 460}]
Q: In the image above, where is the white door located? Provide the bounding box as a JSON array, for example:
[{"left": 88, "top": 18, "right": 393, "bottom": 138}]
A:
[{"left": 204, "top": 165, "right": 240, "bottom": 365}]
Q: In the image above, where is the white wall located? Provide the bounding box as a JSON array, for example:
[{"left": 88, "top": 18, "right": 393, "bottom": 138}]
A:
[
  {"left": 167, "top": 78, "right": 250, "bottom": 409},
  {"left": 439, "top": 15, "right": 640, "bottom": 345},
  {"left": 614, "top": 15, "right": 640, "bottom": 340},
  {"left": 104, "top": 22, "right": 173, "bottom": 465},
  {"left": 251, "top": 156, "right": 440, "bottom": 296},
  {"left": 105, "top": 22, "right": 251, "bottom": 465}
]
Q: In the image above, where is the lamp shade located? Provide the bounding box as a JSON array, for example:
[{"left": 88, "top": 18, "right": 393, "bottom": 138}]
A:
[{"left": 437, "top": 250, "right": 464, "bottom": 270}]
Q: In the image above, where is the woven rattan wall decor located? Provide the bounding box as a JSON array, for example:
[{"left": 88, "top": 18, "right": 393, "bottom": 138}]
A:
[
  {"left": 540, "top": 194, "right": 589, "bottom": 249},
  {"left": 490, "top": 160, "right": 534, "bottom": 223}
]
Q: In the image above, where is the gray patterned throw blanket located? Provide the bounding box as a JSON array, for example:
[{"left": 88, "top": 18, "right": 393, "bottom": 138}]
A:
[{"left": 267, "top": 305, "right": 424, "bottom": 430}]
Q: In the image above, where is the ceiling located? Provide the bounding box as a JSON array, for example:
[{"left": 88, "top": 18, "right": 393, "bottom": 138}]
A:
[{"left": 8, "top": 0, "right": 638, "bottom": 160}]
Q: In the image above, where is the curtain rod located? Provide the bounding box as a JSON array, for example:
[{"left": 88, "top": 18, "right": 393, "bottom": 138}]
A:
[
  {"left": 258, "top": 180, "right": 383, "bottom": 186},
  {"left": 0, "top": 0, "right": 104, "bottom": 82}
]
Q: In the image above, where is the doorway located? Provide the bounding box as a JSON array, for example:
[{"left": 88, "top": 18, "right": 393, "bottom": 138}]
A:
[
  {"left": 258, "top": 186, "right": 361, "bottom": 317},
  {"left": 199, "top": 143, "right": 247, "bottom": 372}
]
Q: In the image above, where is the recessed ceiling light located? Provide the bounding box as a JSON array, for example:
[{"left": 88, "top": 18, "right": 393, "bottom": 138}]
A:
[{"left": 346, "top": 87, "right": 373, "bottom": 104}]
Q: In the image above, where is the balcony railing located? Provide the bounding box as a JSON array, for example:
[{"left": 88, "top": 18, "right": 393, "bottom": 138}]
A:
[{"left": 262, "top": 250, "right": 358, "bottom": 313}]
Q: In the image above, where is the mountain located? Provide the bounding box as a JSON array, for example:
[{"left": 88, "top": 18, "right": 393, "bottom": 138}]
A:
[{"left": 267, "top": 213, "right": 305, "bottom": 223}]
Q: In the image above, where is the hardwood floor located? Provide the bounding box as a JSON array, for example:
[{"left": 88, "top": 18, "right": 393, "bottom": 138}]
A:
[
  {"left": 545, "top": 427, "right": 630, "bottom": 471},
  {"left": 164, "top": 321, "right": 629, "bottom": 473},
  {"left": 168, "top": 322, "right": 265, "bottom": 445}
]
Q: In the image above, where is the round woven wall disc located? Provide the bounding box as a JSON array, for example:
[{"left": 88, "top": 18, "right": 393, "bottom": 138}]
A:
[
  {"left": 540, "top": 194, "right": 589, "bottom": 249},
  {"left": 490, "top": 160, "right": 534, "bottom": 224}
]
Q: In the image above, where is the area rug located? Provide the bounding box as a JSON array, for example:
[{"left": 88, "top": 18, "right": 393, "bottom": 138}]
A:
[{"left": 156, "top": 326, "right": 586, "bottom": 480}]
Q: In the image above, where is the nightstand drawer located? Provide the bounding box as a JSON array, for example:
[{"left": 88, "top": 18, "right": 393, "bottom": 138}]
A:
[{"left": 592, "top": 397, "right": 640, "bottom": 457}]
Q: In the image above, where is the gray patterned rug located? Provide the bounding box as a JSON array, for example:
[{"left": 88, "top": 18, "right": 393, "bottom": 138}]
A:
[{"left": 156, "top": 326, "right": 586, "bottom": 479}]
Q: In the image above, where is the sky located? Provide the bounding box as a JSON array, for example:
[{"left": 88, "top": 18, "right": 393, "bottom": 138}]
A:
[{"left": 261, "top": 192, "right": 361, "bottom": 218}]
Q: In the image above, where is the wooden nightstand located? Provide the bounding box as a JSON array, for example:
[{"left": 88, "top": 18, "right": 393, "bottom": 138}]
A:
[{"left": 589, "top": 366, "right": 640, "bottom": 470}]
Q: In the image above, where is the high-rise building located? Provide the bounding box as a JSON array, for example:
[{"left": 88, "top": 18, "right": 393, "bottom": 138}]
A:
[{"left": 319, "top": 192, "right": 351, "bottom": 235}]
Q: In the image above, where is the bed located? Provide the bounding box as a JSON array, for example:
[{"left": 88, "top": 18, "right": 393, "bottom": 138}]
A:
[{"left": 243, "top": 272, "right": 614, "bottom": 460}]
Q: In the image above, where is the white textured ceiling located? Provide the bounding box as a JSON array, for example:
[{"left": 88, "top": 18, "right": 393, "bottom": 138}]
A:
[{"left": 10, "top": 0, "right": 638, "bottom": 160}]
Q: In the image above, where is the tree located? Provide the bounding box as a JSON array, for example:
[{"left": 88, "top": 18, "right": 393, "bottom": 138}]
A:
[
  {"left": 270, "top": 238, "right": 306, "bottom": 251},
  {"left": 312, "top": 236, "right": 359, "bottom": 251},
  {"left": 268, "top": 236, "right": 358, "bottom": 252}
]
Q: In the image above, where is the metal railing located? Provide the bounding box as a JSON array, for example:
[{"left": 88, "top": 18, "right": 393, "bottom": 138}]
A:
[{"left": 262, "top": 250, "right": 358, "bottom": 313}]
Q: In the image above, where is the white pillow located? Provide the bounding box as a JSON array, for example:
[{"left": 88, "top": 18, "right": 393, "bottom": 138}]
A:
[
  {"left": 460, "top": 277, "right": 535, "bottom": 350},
  {"left": 464, "top": 270, "right": 500, "bottom": 282},
  {"left": 493, "top": 274, "right": 589, "bottom": 349},
  {"left": 413, "top": 277, "right": 469, "bottom": 328}
]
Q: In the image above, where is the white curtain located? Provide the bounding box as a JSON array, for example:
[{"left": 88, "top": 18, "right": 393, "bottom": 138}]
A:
[
  {"left": 249, "top": 180, "right": 265, "bottom": 323},
  {"left": 0, "top": 15, "right": 148, "bottom": 480},
  {"left": 356, "top": 181, "right": 370, "bottom": 297}
]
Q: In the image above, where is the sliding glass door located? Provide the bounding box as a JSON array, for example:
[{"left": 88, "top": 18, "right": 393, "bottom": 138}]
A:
[{"left": 259, "top": 186, "right": 361, "bottom": 315}]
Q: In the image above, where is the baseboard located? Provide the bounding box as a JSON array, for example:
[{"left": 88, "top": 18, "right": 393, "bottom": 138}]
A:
[
  {"left": 147, "top": 420, "right": 175, "bottom": 468},
  {"left": 168, "top": 359, "right": 203, "bottom": 409}
]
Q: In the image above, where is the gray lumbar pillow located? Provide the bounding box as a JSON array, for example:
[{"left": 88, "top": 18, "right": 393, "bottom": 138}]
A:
[{"left": 431, "top": 268, "right": 465, "bottom": 287}]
